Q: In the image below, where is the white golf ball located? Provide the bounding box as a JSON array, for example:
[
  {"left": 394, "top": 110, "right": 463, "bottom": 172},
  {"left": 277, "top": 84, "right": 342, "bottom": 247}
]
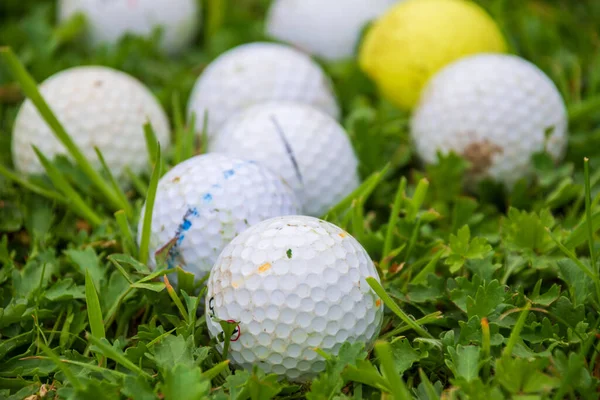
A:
[
  {"left": 265, "top": 0, "right": 399, "bottom": 61},
  {"left": 209, "top": 102, "right": 360, "bottom": 217},
  {"left": 12, "top": 66, "right": 170, "bottom": 178},
  {"left": 186, "top": 42, "right": 340, "bottom": 138},
  {"left": 138, "top": 153, "right": 300, "bottom": 279},
  {"left": 411, "top": 53, "right": 568, "bottom": 188},
  {"left": 58, "top": 0, "right": 201, "bottom": 55},
  {"left": 206, "top": 215, "right": 383, "bottom": 382}
]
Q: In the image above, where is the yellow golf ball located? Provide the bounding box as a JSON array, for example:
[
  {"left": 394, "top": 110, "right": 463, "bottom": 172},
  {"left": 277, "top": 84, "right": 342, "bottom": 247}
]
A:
[{"left": 358, "top": 0, "right": 508, "bottom": 110}]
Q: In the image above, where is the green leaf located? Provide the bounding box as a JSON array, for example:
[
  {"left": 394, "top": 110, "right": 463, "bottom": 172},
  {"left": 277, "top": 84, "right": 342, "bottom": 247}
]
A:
[
  {"left": 528, "top": 281, "right": 560, "bottom": 306},
  {"left": 426, "top": 151, "right": 469, "bottom": 204},
  {"left": 223, "top": 370, "right": 251, "bottom": 400},
  {"left": 557, "top": 259, "right": 593, "bottom": 306},
  {"left": 445, "top": 345, "right": 480, "bottom": 382},
  {"left": 503, "top": 208, "right": 555, "bottom": 254},
  {"left": 465, "top": 253, "right": 501, "bottom": 282},
  {"left": 466, "top": 280, "right": 506, "bottom": 318},
  {"left": 65, "top": 247, "right": 104, "bottom": 289},
  {"left": 108, "top": 253, "right": 151, "bottom": 274},
  {"left": 245, "top": 366, "right": 283, "bottom": 400},
  {"left": 548, "top": 296, "right": 586, "bottom": 333},
  {"left": 121, "top": 376, "right": 158, "bottom": 400},
  {"left": 552, "top": 350, "right": 595, "bottom": 396},
  {"left": 12, "top": 255, "right": 55, "bottom": 300},
  {"left": 307, "top": 342, "right": 367, "bottom": 400},
  {"left": 391, "top": 338, "right": 422, "bottom": 374},
  {"left": 43, "top": 279, "right": 85, "bottom": 301},
  {"left": 495, "top": 357, "right": 559, "bottom": 394},
  {"left": 445, "top": 225, "right": 492, "bottom": 273},
  {"left": 86, "top": 334, "right": 151, "bottom": 378},
  {"left": 375, "top": 341, "right": 412, "bottom": 400},
  {"left": 150, "top": 334, "right": 195, "bottom": 371},
  {"left": 161, "top": 364, "right": 210, "bottom": 400}
]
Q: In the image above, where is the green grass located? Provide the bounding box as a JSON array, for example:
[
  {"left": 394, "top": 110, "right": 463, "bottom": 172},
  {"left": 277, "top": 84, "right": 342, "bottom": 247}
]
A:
[{"left": 1, "top": 0, "right": 600, "bottom": 399}]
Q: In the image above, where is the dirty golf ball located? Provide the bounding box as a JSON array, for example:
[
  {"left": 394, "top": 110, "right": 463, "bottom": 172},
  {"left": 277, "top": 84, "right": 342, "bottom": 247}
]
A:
[
  {"left": 58, "top": 0, "right": 201, "bottom": 55},
  {"left": 138, "top": 153, "right": 300, "bottom": 279},
  {"left": 265, "top": 0, "right": 399, "bottom": 61},
  {"left": 411, "top": 54, "right": 568, "bottom": 188},
  {"left": 359, "top": 0, "right": 507, "bottom": 109},
  {"left": 12, "top": 66, "right": 170, "bottom": 177},
  {"left": 209, "top": 102, "right": 360, "bottom": 217},
  {"left": 205, "top": 215, "right": 384, "bottom": 382},
  {"left": 186, "top": 42, "right": 340, "bottom": 139}
]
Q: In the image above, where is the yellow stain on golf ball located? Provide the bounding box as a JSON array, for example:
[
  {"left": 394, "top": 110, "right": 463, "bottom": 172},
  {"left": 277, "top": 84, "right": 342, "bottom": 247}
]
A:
[{"left": 358, "top": 0, "right": 508, "bottom": 110}]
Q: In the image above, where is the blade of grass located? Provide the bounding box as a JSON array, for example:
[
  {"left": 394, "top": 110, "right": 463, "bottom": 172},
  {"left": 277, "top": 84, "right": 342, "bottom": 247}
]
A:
[
  {"left": 382, "top": 311, "right": 442, "bottom": 340},
  {"left": 548, "top": 227, "right": 600, "bottom": 308},
  {"left": 323, "top": 163, "right": 390, "bottom": 219},
  {"left": 562, "top": 210, "right": 600, "bottom": 250},
  {"left": 139, "top": 144, "right": 162, "bottom": 265},
  {"left": 410, "top": 249, "right": 444, "bottom": 285},
  {"left": 24, "top": 356, "right": 128, "bottom": 378},
  {"left": 406, "top": 178, "right": 429, "bottom": 222},
  {"left": 37, "top": 341, "right": 84, "bottom": 390},
  {"left": 86, "top": 333, "right": 152, "bottom": 378},
  {"left": 502, "top": 302, "right": 531, "bottom": 359},
  {"left": 108, "top": 249, "right": 134, "bottom": 284},
  {"left": 584, "top": 158, "right": 597, "bottom": 270},
  {"left": 0, "top": 46, "right": 124, "bottom": 211},
  {"left": 351, "top": 199, "right": 365, "bottom": 243},
  {"left": 568, "top": 94, "right": 600, "bottom": 123},
  {"left": 172, "top": 92, "right": 185, "bottom": 165},
  {"left": 114, "top": 210, "right": 136, "bottom": 257},
  {"left": 33, "top": 147, "right": 103, "bottom": 226},
  {"left": 402, "top": 217, "right": 422, "bottom": 267},
  {"left": 204, "top": 0, "right": 226, "bottom": 41},
  {"left": 144, "top": 121, "right": 167, "bottom": 175},
  {"left": 0, "top": 164, "right": 67, "bottom": 203},
  {"left": 186, "top": 111, "right": 199, "bottom": 159},
  {"left": 85, "top": 269, "right": 105, "bottom": 339},
  {"left": 144, "top": 122, "right": 158, "bottom": 165},
  {"left": 546, "top": 227, "right": 599, "bottom": 284},
  {"left": 381, "top": 176, "right": 406, "bottom": 270},
  {"left": 103, "top": 287, "right": 133, "bottom": 329},
  {"left": 85, "top": 269, "right": 106, "bottom": 366},
  {"left": 366, "top": 277, "right": 434, "bottom": 339},
  {"left": 202, "top": 360, "right": 230, "bottom": 380},
  {"left": 124, "top": 166, "right": 148, "bottom": 196},
  {"left": 164, "top": 275, "right": 190, "bottom": 324},
  {"left": 51, "top": 12, "right": 86, "bottom": 48},
  {"left": 481, "top": 317, "right": 491, "bottom": 382},
  {"left": 374, "top": 341, "right": 412, "bottom": 399},
  {"left": 418, "top": 368, "right": 440, "bottom": 400},
  {"left": 94, "top": 147, "right": 132, "bottom": 217}
]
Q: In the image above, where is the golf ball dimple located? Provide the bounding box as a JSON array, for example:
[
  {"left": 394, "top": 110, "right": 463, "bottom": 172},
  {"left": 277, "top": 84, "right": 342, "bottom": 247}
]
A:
[
  {"left": 358, "top": 0, "right": 507, "bottom": 109},
  {"left": 265, "top": 0, "right": 399, "bottom": 61},
  {"left": 209, "top": 102, "right": 360, "bottom": 217},
  {"left": 186, "top": 42, "right": 340, "bottom": 139},
  {"left": 206, "top": 215, "right": 384, "bottom": 382},
  {"left": 58, "top": 0, "right": 201, "bottom": 55},
  {"left": 12, "top": 66, "right": 170, "bottom": 178},
  {"left": 411, "top": 53, "right": 568, "bottom": 188},
  {"left": 138, "top": 153, "right": 300, "bottom": 279}
]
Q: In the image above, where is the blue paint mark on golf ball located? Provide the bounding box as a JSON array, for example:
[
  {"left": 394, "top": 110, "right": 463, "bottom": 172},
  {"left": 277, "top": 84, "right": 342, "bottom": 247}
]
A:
[
  {"left": 223, "top": 169, "right": 235, "bottom": 179},
  {"left": 168, "top": 207, "right": 199, "bottom": 267},
  {"left": 203, "top": 193, "right": 213, "bottom": 203}
]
